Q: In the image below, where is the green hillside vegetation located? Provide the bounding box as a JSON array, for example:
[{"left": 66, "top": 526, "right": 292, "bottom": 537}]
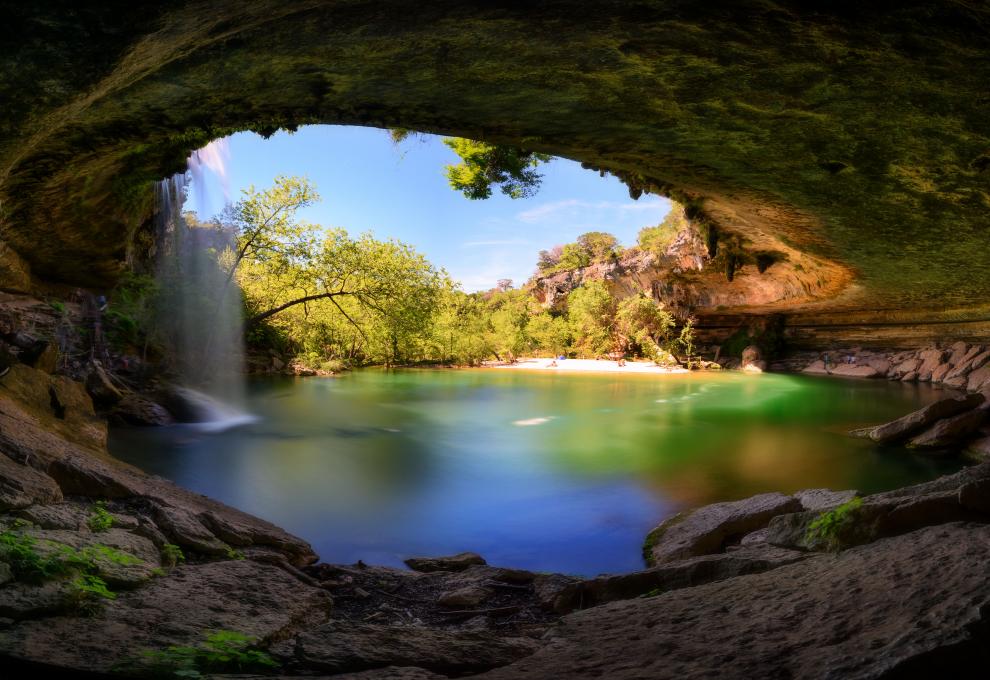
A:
[{"left": 108, "top": 176, "right": 695, "bottom": 373}]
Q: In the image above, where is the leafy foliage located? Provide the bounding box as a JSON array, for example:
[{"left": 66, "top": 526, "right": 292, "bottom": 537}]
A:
[
  {"left": 161, "top": 543, "right": 185, "bottom": 569},
  {"left": 805, "top": 498, "right": 864, "bottom": 552},
  {"left": 135, "top": 629, "right": 278, "bottom": 678},
  {"left": 536, "top": 231, "right": 621, "bottom": 274},
  {"left": 442, "top": 138, "right": 552, "bottom": 200},
  {"left": 637, "top": 206, "right": 689, "bottom": 254},
  {"left": 87, "top": 501, "right": 114, "bottom": 533}
]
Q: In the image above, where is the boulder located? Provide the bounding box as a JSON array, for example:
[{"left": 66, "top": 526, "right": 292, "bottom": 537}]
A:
[
  {"left": 900, "top": 370, "right": 918, "bottom": 382},
  {"left": 547, "top": 544, "right": 806, "bottom": 614},
  {"left": 867, "top": 392, "right": 985, "bottom": 444},
  {"left": 13, "top": 501, "right": 93, "bottom": 530},
  {"left": 149, "top": 502, "right": 230, "bottom": 556},
  {"left": 742, "top": 361, "right": 766, "bottom": 373},
  {"left": 907, "top": 406, "right": 989, "bottom": 451},
  {"left": 964, "top": 435, "right": 990, "bottom": 462},
  {"left": 931, "top": 362, "right": 953, "bottom": 383},
  {"left": 947, "top": 340, "right": 970, "bottom": 366},
  {"left": 644, "top": 492, "right": 801, "bottom": 565},
  {"left": 967, "top": 364, "right": 990, "bottom": 392},
  {"left": 110, "top": 394, "right": 174, "bottom": 426},
  {"left": 0, "top": 559, "right": 333, "bottom": 673},
  {"left": 866, "top": 357, "right": 891, "bottom": 375},
  {"left": 891, "top": 357, "right": 920, "bottom": 377},
  {"left": 943, "top": 346, "right": 982, "bottom": 381},
  {"left": 478, "top": 524, "right": 990, "bottom": 680},
  {"left": 272, "top": 621, "right": 539, "bottom": 676},
  {"left": 84, "top": 362, "right": 123, "bottom": 406},
  {"left": 405, "top": 552, "right": 487, "bottom": 573},
  {"left": 828, "top": 364, "right": 879, "bottom": 378},
  {"left": 943, "top": 375, "right": 970, "bottom": 389},
  {"left": 437, "top": 585, "right": 493, "bottom": 608},
  {"left": 768, "top": 488, "right": 982, "bottom": 553},
  {"left": 794, "top": 488, "right": 858, "bottom": 512},
  {"left": 0, "top": 240, "right": 32, "bottom": 293},
  {"left": 0, "top": 453, "right": 63, "bottom": 510},
  {"left": 801, "top": 360, "right": 828, "bottom": 375},
  {"left": 916, "top": 348, "right": 946, "bottom": 381}
]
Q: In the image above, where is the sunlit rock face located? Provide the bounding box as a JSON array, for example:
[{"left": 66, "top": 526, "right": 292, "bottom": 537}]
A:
[{"left": 1, "top": 2, "right": 989, "bottom": 334}]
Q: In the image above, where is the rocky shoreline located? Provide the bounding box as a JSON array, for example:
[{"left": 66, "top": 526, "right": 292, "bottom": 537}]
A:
[{"left": 1, "top": 353, "right": 990, "bottom": 678}]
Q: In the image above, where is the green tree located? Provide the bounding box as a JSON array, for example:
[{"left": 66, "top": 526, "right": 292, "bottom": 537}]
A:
[
  {"left": 527, "top": 312, "right": 571, "bottom": 356},
  {"left": 576, "top": 231, "right": 620, "bottom": 262},
  {"left": 442, "top": 138, "right": 553, "bottom": 200},
  {"left": 567, "top": 281, "right": 617, "bottom": 357},
  {"left": 637, "top": 206, "right": 689, "bottom": 254},
  {"left": 616, "top": 294, "right": 677, "bottom": 364},
  {"left": 557, "top": 242, "right": 591, "bottom": 270}
]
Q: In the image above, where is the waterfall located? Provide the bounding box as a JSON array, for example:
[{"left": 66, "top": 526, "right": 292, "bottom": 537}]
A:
[{"left": 153, "top": 139, "right": 255, "bottom": 432}]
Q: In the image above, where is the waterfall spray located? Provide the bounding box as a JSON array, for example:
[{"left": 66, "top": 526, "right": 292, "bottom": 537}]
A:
[{"left": 153, "top": 139, "right": 255, "bottom": 431}]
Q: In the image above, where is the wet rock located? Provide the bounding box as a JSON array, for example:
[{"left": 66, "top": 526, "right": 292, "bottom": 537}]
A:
[
  {"left": 828, "top": 364, "right": 879, "bottom": 378},
  {"left": 742, "top": 360, "right": 766, "bottom": 373},
  {"left": 110, "top": 393, "right": 174, "bottom": 426},
  {"left": 768, "top": 487, "right": 983, "bottom": 553},
  {"left": 437, "top": 585, "right": 493, "bottom": 608},
  {"left": 477, "top": 523, "right": 990, "bottom": 680},
  {"left": 0, "top": 559, "right": 332, "bottom": 673},
  {"left": 0, "top": 580, "right": 71, "bottom": 620},
  {"left": 326, "top": 668, "right": 448, "bottom": 680},
  {"left": 275, "top": 621, "right": 539, "bottom": 676},
  {"left": 32, "top": 343, "right": 58, "bottom": 374},
  {"left": 405, "top": 552, "right": 487, "bottom": 573},
  {"left": 900, "top": 370, "right": 918, "bottom": 382},
  {"left": 548, "top": 544, "right": 806, "bottom": 614},
  {"left": 13, "top": 501, "right": 91, "bottom": 530},
  {"left": 0, "top": 364, "right": 106, "bottom": 453},
  {"left": 801, "top": 359, "right": 828, "bottom": 375},
  {"left": 15, "top": 527, "right": 160, "bottom": 587},
  {"left": 967, "top": 364, "right": 990, "bottom": 391},
  {"left": 84, "top": 361, "right": 122, "bottom": 406},
  {"left": 0, "top": 241, "right": 32, "bottom": 293},
  {"left": 644, "top": 492, "right": 801, "bottom": 565},
  {"left": 947, "top": 341, "right": 970, "bottom": 366},
  {"left": 0, "top": 562, "right": 11, "bottom": 586},
  {"left": 891, "top": 357, "right": 920, "bottom": 377},
  {"left": 931, "top": 362, "right": 953, "bottom": 383},
  {"left": 532, "top": 573, "right": 582, "bottom": 611},
  {"left": 866, "top": 393, "right": 985, "bottom": 444},
  {"left": 959, "top": 478, "right": 990, "bottom": 514},
  {"left": 149, "top": 502, "right": 229, "bottom": 556},
  {"left": 907, "top": 406, "right": 989, "bottom": 451},
  {"left": 916, "top": 348, "right": 946, "bottom": 381},
  {"left": 794, "top": 488, "right": 858, "bottom": 512},
  {"left": 0, "top": 453, "right": 63, "bottom": 510},
  {"left": 964, "top": 435, "right": 990, "bottom": 462},
  {"left": 943, "top": 375, "right": 969, "bottom": 389}
]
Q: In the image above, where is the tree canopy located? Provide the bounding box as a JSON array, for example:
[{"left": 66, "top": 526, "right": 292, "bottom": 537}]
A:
[{"left": 441, "top": 138, "right": 554, "bottom": 200}]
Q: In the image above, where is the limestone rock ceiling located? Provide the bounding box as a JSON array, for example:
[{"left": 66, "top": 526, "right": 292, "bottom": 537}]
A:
[{"left": 1, "top": 1, "right": 988, "bottom": 319}]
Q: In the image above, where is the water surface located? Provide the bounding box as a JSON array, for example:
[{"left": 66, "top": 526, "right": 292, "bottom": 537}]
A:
[{"left": 110, "top": 370, "right": 961, "bottom": 575}]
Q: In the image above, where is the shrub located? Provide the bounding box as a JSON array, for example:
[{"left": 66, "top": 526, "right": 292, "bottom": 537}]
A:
[
  {"left": 88, "top": 501, "right": 114, "bottom": 533},
  {"left": 161, "top": 543, "right": 185, "bottom": 569},
  {"left": 134, "top": 629, "right": 278, "bottom": 677}
]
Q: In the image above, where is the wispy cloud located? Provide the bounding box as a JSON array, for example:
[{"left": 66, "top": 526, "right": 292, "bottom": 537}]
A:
[{"left": 516, "top": 197, "right": 668, "bottom": 223}]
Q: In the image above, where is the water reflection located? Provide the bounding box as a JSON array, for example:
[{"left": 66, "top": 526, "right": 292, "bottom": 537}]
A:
[{"left": 110, "top": 370, "right": 962, "bottom": 575}]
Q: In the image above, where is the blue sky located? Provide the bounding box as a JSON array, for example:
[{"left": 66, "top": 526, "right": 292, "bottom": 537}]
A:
[{"left": 185, "top": 125, "right": 670, "bottom": 291}]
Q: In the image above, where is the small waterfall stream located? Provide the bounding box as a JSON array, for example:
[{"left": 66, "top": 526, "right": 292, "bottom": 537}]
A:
[{"left": 153, "top": 139, "right": 255, "bottom": 431}]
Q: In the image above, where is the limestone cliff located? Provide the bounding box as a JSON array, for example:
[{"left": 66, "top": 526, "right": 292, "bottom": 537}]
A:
[{"left": 1, "top": 1, "right": 989, "bottom": 341}]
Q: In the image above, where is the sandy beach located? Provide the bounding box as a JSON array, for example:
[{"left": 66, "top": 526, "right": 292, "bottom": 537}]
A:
[{"left": 485, "top": 357, "right": 690, "bottom": 374}]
